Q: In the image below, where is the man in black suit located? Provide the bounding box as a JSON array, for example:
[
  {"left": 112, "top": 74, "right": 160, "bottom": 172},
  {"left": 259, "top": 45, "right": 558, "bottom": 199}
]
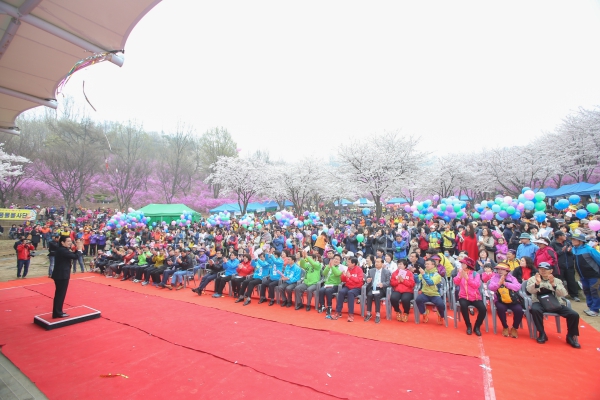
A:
[
  {"left": 364, "top": 257, "right": 391, "bottom": 323},
  {"left": 52, "top": 236, "right": 83, "bottom": 318}
]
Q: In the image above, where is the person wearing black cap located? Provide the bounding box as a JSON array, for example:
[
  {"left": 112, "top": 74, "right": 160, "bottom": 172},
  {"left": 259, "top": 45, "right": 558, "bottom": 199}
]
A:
[
  {"left": 550, "top": 231, "right": 579, "bottom": 300},
  {"left": 527, "top": 262, "right": 580, "bottom": 348}
]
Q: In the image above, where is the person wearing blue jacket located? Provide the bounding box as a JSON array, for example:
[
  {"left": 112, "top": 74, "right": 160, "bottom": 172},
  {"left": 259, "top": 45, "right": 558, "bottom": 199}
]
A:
[
  {"left": 277, "top": 255, "right": 303, "bottom": 307},
  {"left": 213, "top": 252, "right": 240, "bottom": 298},
  {"left": 272, "top": 231, "right": 285, "bottom": 252},
  {"left": 571, "top": 233, "right": 600, "bottom": 317},
  {"left": 392, "top": 234, "right": 408, "bottom": 260},
  {"left": 240, "top": 253, "right": 270, "bottom": 306},
  {"left": 260, "top": 251, "right": 285, "bottom": 306},
  {"left": 516, "top": 233, "right": 539, "bottom": 260}
]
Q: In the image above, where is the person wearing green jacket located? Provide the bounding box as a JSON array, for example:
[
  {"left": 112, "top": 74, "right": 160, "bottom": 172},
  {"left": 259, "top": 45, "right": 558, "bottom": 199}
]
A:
[
  {"left": 294, "top": 251, "right": 323, "bottom": 311},
  {"left": 318, "top": 254, "right": 343, "bottom": 318}
]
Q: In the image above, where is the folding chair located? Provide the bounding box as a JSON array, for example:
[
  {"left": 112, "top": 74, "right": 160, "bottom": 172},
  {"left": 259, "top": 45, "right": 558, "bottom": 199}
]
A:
[
  {"left": 522, "top": 281, "right": 572, "bottom": 338},
  {"left": 183, "top": 268, "right": 197, "bottom": 288}
]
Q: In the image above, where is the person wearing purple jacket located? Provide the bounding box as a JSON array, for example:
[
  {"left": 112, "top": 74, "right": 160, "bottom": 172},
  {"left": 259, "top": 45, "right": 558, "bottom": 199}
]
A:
[
  {"left": 488, "top": 263, "right": 524, "bottom": 338},
  {"left": 89, "top": 232, "right": 98, "bottom": 256},
  {"left": 96, "top": 231, "right": 107, "bottom": 251}
]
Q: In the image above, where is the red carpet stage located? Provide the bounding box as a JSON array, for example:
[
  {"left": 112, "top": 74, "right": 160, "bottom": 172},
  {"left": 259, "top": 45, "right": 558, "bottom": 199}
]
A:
[{"left": 1, "top": 275, "right": 600, "bottom": 399}]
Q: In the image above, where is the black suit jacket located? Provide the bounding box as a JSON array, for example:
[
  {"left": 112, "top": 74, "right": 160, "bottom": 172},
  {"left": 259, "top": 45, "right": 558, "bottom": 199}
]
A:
[{"left": 52, "top": 246, "right": 80, "bottom": 280}]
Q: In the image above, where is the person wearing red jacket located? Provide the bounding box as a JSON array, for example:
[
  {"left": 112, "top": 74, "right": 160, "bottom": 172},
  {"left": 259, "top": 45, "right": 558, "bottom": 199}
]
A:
[
  {"left": 332, "top": 257, "right": 364, "bottom": 322},
  {"left": 16, "top": 238, "right": 35, "bottom": 278},
  {"left": 390, "top": 259, "right": 416, "bottom": 322},
  {"left": 233, "top": 254, "right": 254, "bottom": 301},
  {"left": 532, "top": 238, "right": 559, "bottom": 276}
]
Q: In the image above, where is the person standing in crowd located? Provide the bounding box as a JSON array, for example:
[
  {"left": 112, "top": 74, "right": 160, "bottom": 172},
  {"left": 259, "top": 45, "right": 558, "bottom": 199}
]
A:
[
  {"left": 16, "top": 237, "right": 35, "bottom": 278},
  {"left": 516, "top": 233, "right": 538, "bottom": 260},
  {"left": 571, "top": 233, "right": 600, "bottom": 317},
  {"left": 461, "top": 223, "right": 479, "bottom": 260},
  {"left": 52, "top": 236, "right": 84, "bottom": 318}
]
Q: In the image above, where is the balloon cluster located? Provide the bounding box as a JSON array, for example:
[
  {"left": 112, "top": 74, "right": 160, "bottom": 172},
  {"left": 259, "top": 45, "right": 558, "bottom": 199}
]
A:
[
  {"left": 205, "top": 211, "right": 230, "bottom": 228},
  {"left": 555, "top": 194, "right": 599, "bottom": 230},
  {"left": 274, "top": 210, "right": 299, "bottom": 227},
  {"left": 300, "top": 211, "right": 321, "bottom": 227},
  {"left": 172, "top": 210, "right": 194, "bottom": 227},
  {"left": 239, "top": 214, "right": 263, "bottom": 231},
  {"left": 404, "top": 197, "right": 467, "bottom": 222},
  {"left": 106, "top": 207, "right": 151, "bottom": 231}
]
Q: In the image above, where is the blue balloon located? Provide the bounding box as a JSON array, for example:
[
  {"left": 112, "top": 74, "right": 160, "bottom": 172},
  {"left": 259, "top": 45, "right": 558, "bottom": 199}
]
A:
[
  {"left": 495, "top": 213, "right": 504, "bottom": 221},
  {"left": 524, "top": 201, "right": 535, "bottom": 210},
  {"left": 362, "top": 208, "right": 371, "bottom": 216},
  {"left": 332, "top": 239, "right": 338, "bottom": 246},
  {"left": 443, "top": 216, "right": 451, "bottom": 222},
  {"left": 534, "top": 211, "right": 546, "bottom": 223},
  {"left": 481, "top": 200, "right": 488, "bottom": 208},
  {"left": 569, "top": 195, "right": 581, "bottom": 205},
  {"left": 413, "top": 211, "right": 420, "bottom": 217},
  {"left": 512, "top": 211, "right": 521, "bottom": 219},
  {"left": 575, "top": 209, "right": 588, "bottom": 219},
  {"left": 312, "top": 234, "right": 317, "bottom": 241},
  {"left": 491, "top": 204, "right": 501, "bottom": 213},
  {"left": 555, "top": 199, "right": 569, "bottom": 211}
]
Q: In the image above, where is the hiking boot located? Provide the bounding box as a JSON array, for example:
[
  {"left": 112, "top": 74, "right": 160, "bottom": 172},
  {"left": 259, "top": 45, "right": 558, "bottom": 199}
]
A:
[
  {"left": 510, "top": 327, "right": 518, "bottom": 338},
  {"left": 502, "top": 328, "right": 509, "bottom": 337},
  {"left": 364, "top": 313, "right": 372, "bottom": 322}
]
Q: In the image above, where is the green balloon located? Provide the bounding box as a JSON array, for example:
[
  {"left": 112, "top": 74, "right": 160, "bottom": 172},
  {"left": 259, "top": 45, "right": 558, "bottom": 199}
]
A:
[
  {"left": 356, "top": 234, "right": 365, "bottom": 243},
  {"left": 440, "top": 204, "right": 447, "bottom": 211},
  {"left": 534, "top": 192, "right": 546, "bottom": 202},
  {"left": 453, "top": 204, "right": 461, "bottom": 212},
  {"left": 419, "top": 215, "right": 425, "bottom": 220},
  {"left": 457, "top": 211, "right": 464, "bottom": 218},
  {"left": 534, "top": 202, "right": 546, "bottom": 212},
  {"left": 494, "top": 198, "right": 503, "bottom": 205},
  {"left": 586, "top": 203, "right": 599, "bottom": 214},
  {"left": 336, "top": 246, "right": 343, "bottom": 253},
  {"left": 500, "top": 203, "right": 508, "bottom": 210},
  {"left": 417, "top": 204, "right": 424, "bottom": 211},
  {"left": 507, "top": 206, "right": 516, "bottom": 214},
  {"left": 473, "top": 212, "right": 480, "bottom": 219}
]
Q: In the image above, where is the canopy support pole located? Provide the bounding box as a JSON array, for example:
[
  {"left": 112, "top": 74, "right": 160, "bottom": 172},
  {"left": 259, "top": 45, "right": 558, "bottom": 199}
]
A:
[{"left": 0, "top": 85, "right": 58, "bottom": 108}]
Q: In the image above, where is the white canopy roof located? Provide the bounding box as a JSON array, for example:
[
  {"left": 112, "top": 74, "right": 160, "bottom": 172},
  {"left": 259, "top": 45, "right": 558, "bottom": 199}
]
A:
[{"left": 0, "top": 0, "right": 161, "bottom": 135}]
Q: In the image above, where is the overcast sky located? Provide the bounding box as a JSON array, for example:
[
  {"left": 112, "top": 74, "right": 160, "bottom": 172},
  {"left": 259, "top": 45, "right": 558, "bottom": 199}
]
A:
[{"left": 51, "top": 0, "right": 600, "bottom": 161}]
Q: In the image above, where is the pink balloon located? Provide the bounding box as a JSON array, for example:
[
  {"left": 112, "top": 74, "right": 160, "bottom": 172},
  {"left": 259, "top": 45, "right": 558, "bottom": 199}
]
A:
[
  {"left": 524, "top": 190, "right": 535, "bottom": 200},
  {"left": 589, "top": 220, "right": 600, "bottom": 232}
]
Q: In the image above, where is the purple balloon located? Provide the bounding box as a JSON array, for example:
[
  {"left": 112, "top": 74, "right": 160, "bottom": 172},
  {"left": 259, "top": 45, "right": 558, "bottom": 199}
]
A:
[
  {"left": 517, "top": 204, "right": 525, "bottom": 211},
  {"left": 498, "top": 211, "right": 508, "bottom": 218},
  {"left": 433, "top": 195, "right": 440, "bottom": 201},
  {"left": 449, "top": 212, "right": 457, "bottom": 219},
  {"left": 404, "top": 205, "right": 411, "bottom": 212},
  {"left": 485, "top": 211, "right": 494, "bottom": 219}
]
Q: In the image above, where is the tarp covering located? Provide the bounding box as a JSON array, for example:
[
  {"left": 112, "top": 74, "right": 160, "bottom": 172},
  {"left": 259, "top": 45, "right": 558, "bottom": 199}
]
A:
[
  {"left": 353, "top": 198, "right": 375, "bottom": 206},
  {"left": 546, "top": 182, "right": 595, "bottom": 198},
  {"left": 137, "top": 203, "right": 200, "bottom": 224},
  {"left": 334, "top": 199, "right": 353, "bottom": 206},
  {"left": 386, "top": 198, "right": 410, "bottom": 204},
  {"left": 0, "top": 0, "right": 162, "bottom": 135}
]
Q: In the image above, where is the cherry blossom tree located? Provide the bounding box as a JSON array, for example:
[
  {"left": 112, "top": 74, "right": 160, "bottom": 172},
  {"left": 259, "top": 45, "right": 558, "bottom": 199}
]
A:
[
  {"left": 206, "top": 156, "right": 267, "bottom": 215},
  {"left": 338, "top": 132, "right": 423, "bottom": 218}
]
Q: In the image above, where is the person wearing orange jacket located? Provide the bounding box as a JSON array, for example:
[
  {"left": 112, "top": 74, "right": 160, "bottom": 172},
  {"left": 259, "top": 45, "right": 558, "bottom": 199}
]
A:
[
  {"left": 331, "top": 257, "right": 364, "bottom": 322},
  {"left": 16, "top": 237, "right": 35, "bottom": 278},
  {"left": 390, "top": 259, "right": 416, "bottom": 322}
]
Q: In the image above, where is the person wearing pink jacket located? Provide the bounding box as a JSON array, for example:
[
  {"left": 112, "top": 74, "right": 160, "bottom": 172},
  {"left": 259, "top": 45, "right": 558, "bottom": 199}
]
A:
[
  {"left": 488, "top": 263, "right": 523, "bottom": 338},
  {"left": 453, "top": 257, "right": 487, "bottom": 336}
]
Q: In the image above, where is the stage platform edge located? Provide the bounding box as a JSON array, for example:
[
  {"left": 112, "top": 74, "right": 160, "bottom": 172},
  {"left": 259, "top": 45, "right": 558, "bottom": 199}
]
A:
[{"left": 33, "top": 306, "right": 101, "bottom": 330}]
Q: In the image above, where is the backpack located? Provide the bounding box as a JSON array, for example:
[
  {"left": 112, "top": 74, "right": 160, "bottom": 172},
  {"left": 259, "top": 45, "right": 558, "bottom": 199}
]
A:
[{"left": 497, "top": 285, "right": 520, "bottom": 305}]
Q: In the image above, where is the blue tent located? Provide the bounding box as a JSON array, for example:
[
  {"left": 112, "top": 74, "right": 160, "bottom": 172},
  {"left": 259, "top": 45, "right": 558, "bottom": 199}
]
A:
[
  {"left": 208, "top": 203, "right": 240, "bottom": 213},
  {"left": 546, "top": 182, "right": 594, "bottom": 198},
  {"left": 459, "top": 195, "right": 472, "bottom": 201},
  {"left": 334, "top": 199, "right": 353, "bottom": 206},
  {"left": 575, "top": 182, "right": 600, "bottom": 196},
  {"left": 387, "top": 197, "right": 409, "bottom": 204},
  {"left": 537, "top": 187, "right": 557, "bottom": 197}
]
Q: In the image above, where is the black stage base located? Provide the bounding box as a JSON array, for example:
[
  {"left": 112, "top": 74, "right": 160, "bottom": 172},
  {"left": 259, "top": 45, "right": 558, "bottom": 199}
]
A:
[{"left": 33, "top": 306, "right": 101, "bottom": 330}]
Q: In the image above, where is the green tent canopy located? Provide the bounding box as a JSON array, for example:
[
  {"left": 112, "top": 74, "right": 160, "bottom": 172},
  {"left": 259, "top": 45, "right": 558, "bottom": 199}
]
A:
[{"left": 137, "top": 204, "right": 201, "bottom": 225}]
